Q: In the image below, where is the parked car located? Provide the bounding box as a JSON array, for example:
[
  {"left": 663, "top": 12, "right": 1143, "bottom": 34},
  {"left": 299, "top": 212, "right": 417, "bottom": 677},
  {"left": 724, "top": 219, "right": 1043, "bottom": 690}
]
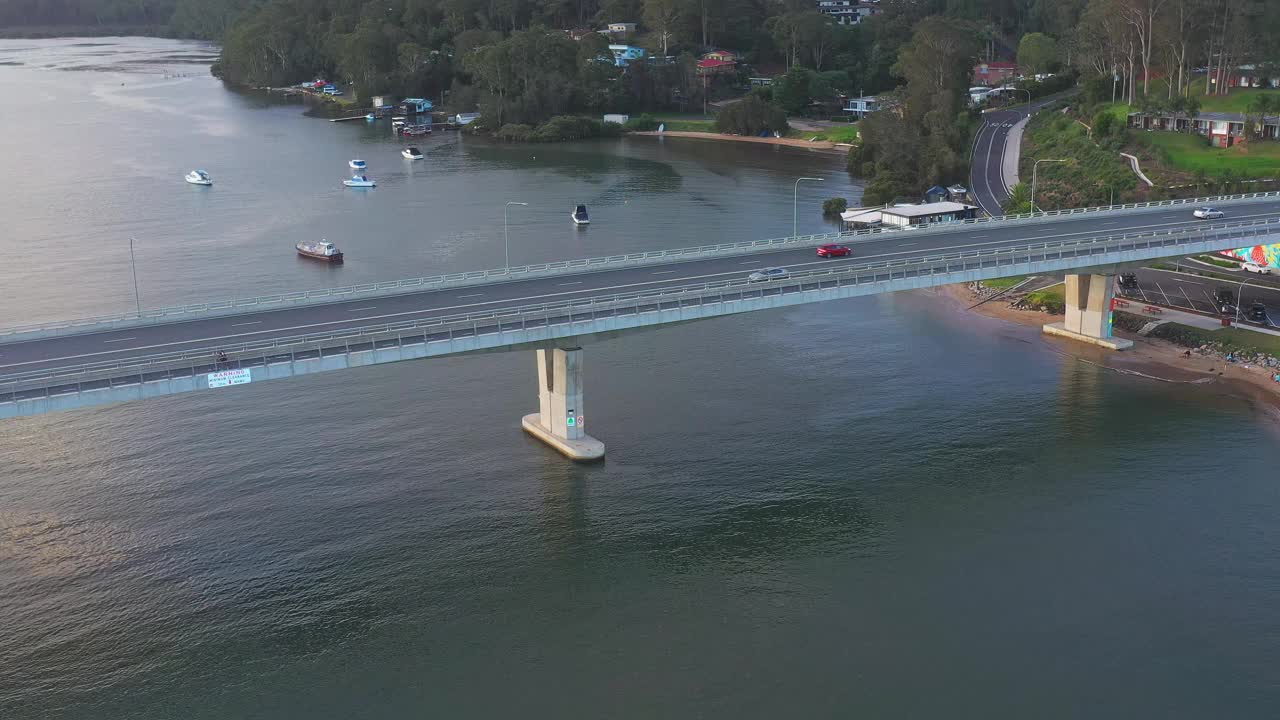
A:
[
  {"left": 1215, "top": 287, "right": 1236, "bottom": 314},
  {"left": 1242, "top": 261, "right": 1271, "bottom": 274},
  {"left": 816, "top": 244, "right": 852, "bottom": 258},
  {"left": 1118, "top": 273, "right": 1139, "bottom": 290},
  {"left": 748, "top": 267, "right": 789, "bottom": 282},
  {"left": 1193, "top": 206, "right": 1225, "bottom": 219},
  {"left": 1248, "top": 302, "right": 1268, "bottom": 323}
]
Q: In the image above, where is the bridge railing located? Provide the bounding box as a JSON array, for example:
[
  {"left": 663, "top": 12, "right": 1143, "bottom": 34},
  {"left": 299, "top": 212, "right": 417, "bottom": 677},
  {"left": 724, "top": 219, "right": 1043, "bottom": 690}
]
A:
[
  {"left": 5, "top": 216, "right": 1277, "bottom": 395},
  {"left": 3, "top": 192, "right": 1279, "bottom": 343}
]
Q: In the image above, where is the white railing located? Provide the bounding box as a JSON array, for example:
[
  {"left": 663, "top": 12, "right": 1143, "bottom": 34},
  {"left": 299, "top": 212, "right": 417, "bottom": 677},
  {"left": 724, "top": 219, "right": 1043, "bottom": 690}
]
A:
[
  {"left": 2, "top": 192, "right": 1279, "bottom": 342},
  {"left": 5, "top": 217, "right": 1276, "bottom": 393}
]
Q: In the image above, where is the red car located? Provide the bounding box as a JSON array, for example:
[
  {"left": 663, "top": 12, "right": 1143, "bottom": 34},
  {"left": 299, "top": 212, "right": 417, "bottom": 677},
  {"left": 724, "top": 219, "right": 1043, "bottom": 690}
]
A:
[{"left": 816, "top": 244, "right": 852, "bottom": 258}]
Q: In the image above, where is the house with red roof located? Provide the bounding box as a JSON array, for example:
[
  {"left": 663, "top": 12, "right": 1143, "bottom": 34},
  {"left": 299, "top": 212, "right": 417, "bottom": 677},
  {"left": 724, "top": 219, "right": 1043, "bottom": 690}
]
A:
[
  {"left": 972, "top": 62, "right": 1018, "bottom": 87},
  {"left": 697, "top": 50, "right": 737, "bottom": 76}
]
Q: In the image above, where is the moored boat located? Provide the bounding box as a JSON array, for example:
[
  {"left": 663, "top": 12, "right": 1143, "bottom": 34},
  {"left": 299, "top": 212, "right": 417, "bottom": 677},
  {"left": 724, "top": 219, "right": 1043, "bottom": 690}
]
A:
[
  {"left": 296, "top": 239, "right": 343, "bottom": 263},
  {"left": 349, "top": 159, "right": 367, "bottom": 170},
  {"left": 400, "top": 124, "right": 431, "bottom": 136},
  {"left": 343, "top": 175, "right": 376, "bottom": 188},
  {"left": 402, "top": 146, "right": 423, "bottom": 160},
  {"left": 185, "top": 169, "right": 212, "bottom": 186},
  {"left": 571, "top": 204, "right": 590, "bottom": 225}
]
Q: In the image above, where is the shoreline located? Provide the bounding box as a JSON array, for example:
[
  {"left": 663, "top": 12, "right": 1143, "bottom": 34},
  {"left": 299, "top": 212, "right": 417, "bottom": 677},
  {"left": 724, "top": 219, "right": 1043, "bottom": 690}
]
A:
[
  {"left": 938, "top": 284, "right": 1280, "bottom": 419},
  {"left": 630, "top": 130, "right": 845, "bottom": 153}
]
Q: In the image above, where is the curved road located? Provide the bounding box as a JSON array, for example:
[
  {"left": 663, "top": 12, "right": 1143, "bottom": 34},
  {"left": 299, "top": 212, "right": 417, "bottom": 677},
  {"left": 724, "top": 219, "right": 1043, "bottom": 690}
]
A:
[
  {"left": 3, "top": 198, "right": 1280, "bottom": 378},
  {"left": 969, "top": 93, "right": 1076, "bottom": 216}
]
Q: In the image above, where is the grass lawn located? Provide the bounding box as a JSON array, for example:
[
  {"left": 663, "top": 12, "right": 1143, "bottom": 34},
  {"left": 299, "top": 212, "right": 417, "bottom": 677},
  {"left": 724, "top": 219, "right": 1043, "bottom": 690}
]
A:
[
  {"left": 982, "top": 276, "right": 1026, "bottom": 290},
  {"left": 1143, "top": 132, "right": 1280, "bottom": 177},
  {"left": 1140, "top": 78, "right": 1280, "bottom": 113},
  {"left": 1024, "top": 284, "right": 1065, "bottom": 313},
  {"left": 1213, "top": 328, "right": 1280, "bottom": 356},
  {"left": 807, "top": 124, "right": 860, "bottom": 143},
  {"left": 655, "top": 118, "right": 716, "bottom": 132}
]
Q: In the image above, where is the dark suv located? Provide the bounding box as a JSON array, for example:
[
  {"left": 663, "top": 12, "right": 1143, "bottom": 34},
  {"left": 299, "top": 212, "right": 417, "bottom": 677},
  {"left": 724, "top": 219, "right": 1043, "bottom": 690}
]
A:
[
  {"left": 1215, "top": 288, "right": 1236, "bottom": 314},
  {"left": 1248, "top": 302, "right": 1268, "bottom": 324}
]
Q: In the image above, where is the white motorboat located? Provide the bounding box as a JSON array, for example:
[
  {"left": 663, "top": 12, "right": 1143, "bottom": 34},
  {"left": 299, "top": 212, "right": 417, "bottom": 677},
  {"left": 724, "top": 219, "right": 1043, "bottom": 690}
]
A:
[
  {"left": 571, "top": 204, "right": 590, "bottom": 225},
  {"left": 402, "top": 146, "right": 423, "bottom": 160},
  {"left": 343, "top": 175, "right": 376, "bottom": 188},
  {"left": 296, "top": 239, "right": 344, "bottom": 263},
  {"left": 185, "top": 169, "right": 212, "bottom": 186},
  {"left": 349, "top": 159, "right": 367, "bottom": 170}
]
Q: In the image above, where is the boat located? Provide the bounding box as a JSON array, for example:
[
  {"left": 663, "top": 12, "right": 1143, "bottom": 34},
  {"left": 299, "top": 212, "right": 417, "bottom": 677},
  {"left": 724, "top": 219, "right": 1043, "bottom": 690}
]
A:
[
  {"left": 402, "top": 147, "right": 423, "bottom": 160},
  {"left": 365, "top": 113, "right": 375, "bottom": 121},
  {"left": 571, "top": 204, "right": 590, "bottom": 225},
  {"left": 185, "top": 169, "right": 212, "bottom": 186},
  {"left": 349, "top": 159, "right": 367, "bottom": 170},
  {"left": 343, "top": 175, "right": 376, "bottom": 188},
  {"left": 400, "top": 124, "right": 431, "bottom": 137},
  {"left": 296, "top": 239, "right": 344, "bottom": 263}
]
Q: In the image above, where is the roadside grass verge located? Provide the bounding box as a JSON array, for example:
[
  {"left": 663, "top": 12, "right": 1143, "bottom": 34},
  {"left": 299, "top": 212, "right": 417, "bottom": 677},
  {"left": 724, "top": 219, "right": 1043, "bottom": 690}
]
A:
[
  {"left": 1196, "top": 254, "right": 1243, "bottom": 269},
  {"left": 1141, "top": 321, "right": 1280, "bottom": 357}
]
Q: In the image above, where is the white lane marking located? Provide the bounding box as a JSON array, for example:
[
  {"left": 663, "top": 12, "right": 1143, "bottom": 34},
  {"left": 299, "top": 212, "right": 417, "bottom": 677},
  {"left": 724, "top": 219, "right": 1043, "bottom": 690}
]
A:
[
  {"left": 348, "top": 306, "right": 377, "bottom": 312},
  {"left": 558, "top": 281, "right": 583, "bottom": 286},
  {"left": 457, "top": 293, "right": 484, "bottom": 298},
  {"left": 231, "top": 321, "right": 262, "bottom": 327},
  {"left": 740, "top": 261, "right": 759, "bottom": 265},
  {"left": 652, "top": 270, "right": 677, "bottom": 275},
  {"left": 102, "top": 337, "right": 136, "bottom": 344},
  {"left": 973, "top": 234, "right": 988, "bottom": 238},
  {"left": 898, "top": 243, "right": 918, "bottom": 247}
]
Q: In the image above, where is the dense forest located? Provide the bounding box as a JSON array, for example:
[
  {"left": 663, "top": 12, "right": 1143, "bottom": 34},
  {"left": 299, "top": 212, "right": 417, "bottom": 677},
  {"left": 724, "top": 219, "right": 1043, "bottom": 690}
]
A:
[{"left": 8, "top": 0, "right": 1280, "bottom": 203}]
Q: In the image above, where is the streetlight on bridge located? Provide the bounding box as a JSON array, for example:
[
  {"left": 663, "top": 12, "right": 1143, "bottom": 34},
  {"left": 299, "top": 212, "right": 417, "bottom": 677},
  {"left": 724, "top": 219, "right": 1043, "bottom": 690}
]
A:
[
  {"left": 129, "top": 237, "right": 142, "bottom": 318},
  {"left": 1031, "top": 159, "right": 1068, "bottom": 214},
  {"left": 794, "top": 177, "right": 824, "bottom": 239},
  {"left": 504, "top": 201, "right": 528, "bottom": 273}
]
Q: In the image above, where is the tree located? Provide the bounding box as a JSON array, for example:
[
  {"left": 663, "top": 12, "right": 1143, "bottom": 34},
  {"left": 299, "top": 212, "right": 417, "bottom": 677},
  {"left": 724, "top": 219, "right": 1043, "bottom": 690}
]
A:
[
  {"left": 1016, "top": 32, "right": 1058, "bottom": 76},
  {"left": 797, "top": 12, "right": 837, "bottom": 71},
  {"left": 774, "top": 66, "right": 816, "bottom": 114},
  {"left": 715, "top": 95, "right": 789, "bottom": 135},
  {"left": 643, "top": 0, "right": 680, "bottom": 57}
]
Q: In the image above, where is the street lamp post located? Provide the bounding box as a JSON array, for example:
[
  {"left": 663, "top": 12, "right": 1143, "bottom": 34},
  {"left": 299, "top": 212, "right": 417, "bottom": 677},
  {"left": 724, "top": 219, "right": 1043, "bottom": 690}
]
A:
[
  {"left": 1017, "top": 88, "right": 1031, "bottom": 118},
  {"left": 129, "top": 237, "right": 141, "bottom": 318},
  {"left": 794, "top": 177, "right": 824, "bottom": 239},
  {"left": 1031, "top": 159, "right": 1068, "bottom": 213},
  {"left": 1235, "top": 276, "right": 1247, "bottom": 325},
  {"left": 504, "top": 201, "right": 527, "bottom": 272}
]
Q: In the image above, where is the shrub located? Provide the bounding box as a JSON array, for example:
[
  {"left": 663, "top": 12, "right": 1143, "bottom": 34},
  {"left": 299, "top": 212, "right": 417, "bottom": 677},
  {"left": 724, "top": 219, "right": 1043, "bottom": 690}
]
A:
[
  {"left": 822, "top": 197, "right": 848, "bottom": 215},
  {"left": 496, "top": 123, "right": 534, "bottom": 142},
  {"left": 715, "top": 95, "right": 789, "bottom": 136},
  {"left": 624, "top": 113, "right": 659, "bottom": 131}
]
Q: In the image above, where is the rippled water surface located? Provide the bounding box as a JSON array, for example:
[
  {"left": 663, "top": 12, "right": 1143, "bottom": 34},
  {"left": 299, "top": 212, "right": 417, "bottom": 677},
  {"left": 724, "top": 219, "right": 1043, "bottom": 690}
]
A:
[{"left": 2, "top": 38, "right": 1280, "bottom": 719}]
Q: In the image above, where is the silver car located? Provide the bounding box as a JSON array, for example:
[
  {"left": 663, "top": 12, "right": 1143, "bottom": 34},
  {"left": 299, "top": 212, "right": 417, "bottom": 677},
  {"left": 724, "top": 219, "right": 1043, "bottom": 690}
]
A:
[
  {"left": 748, "top": 267, "right": 789, "bottom": 282},
  {"left": 1193, "top": 206, "right": 1224, "bottom": 219}
]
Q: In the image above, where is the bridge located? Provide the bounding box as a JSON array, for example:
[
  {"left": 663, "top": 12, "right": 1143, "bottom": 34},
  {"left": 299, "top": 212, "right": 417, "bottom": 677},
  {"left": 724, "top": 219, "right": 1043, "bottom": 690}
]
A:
[{"left": 4, "top": 192, "right": 1280, "bottom": 459}]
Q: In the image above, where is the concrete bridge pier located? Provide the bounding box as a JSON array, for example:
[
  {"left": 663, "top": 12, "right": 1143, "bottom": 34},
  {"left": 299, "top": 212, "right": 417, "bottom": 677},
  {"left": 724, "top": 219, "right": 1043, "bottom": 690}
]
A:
[
  {"left": 522, "top": 347, "right": 605, "bottom": 461},
  {"left": 1043, "top": 273, "right": 1134, "bottom": 350}
]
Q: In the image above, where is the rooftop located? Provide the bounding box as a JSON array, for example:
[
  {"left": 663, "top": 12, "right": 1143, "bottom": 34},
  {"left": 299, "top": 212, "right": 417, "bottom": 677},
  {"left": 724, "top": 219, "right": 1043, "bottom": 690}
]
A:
[{"left": 880, "top": 201, "right": 977, "bottom": 218}]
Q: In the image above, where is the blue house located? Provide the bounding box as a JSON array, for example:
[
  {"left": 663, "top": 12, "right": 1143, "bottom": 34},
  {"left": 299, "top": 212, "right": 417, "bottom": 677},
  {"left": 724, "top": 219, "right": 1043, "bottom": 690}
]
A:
[
  {"left": 608, "top": 44, "right": 646, "bottom": 67},
  {"left": 402, "top": 98, "right": 433, "bottom": 114}
]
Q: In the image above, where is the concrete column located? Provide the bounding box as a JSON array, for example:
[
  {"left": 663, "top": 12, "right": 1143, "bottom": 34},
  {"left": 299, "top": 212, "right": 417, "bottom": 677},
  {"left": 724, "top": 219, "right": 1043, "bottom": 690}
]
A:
[
  {"left": 523, "top": 347, "right": 604, "bottom": 461},
  {"left": 1044, "top": 273, "right": 1133, "bottom": 350}
]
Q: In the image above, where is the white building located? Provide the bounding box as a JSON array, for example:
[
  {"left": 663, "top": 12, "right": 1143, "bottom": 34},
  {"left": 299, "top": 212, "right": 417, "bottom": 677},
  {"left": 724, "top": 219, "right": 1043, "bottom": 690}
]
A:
[
  {"left": 843, "top": 96, "right": 879, "bottom": 118},
  {"left": 816, "top": 0, "right": 881, "bottom": 25}
]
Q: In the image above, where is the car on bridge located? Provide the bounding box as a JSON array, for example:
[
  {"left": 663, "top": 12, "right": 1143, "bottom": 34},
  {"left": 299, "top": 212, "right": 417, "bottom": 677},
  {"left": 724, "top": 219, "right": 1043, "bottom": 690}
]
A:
[
  {"left": 816, "top": 244, "right": 852, "bottom": 258},
  {"left": 1193, "top": 206, "right": 1225, "bottom": 219},
  {"left": 748, "top": 267, "right": 789, "bottom": 282},
  {"left": 1242, "top": 261, "right": 1272, "bottom": 274}
]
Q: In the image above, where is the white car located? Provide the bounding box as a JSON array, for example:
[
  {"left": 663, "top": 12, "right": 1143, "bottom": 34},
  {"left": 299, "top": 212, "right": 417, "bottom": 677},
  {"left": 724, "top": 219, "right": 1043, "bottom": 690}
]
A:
[
  {"left": 748, "top": 267, "right": 789, "bottom": 282},
  {"left": 1193, "top": 206, "right": 1225, "bottom": 219},
  {"left": 1242, "top": 261, "right": 1272, "bottom": 274}
]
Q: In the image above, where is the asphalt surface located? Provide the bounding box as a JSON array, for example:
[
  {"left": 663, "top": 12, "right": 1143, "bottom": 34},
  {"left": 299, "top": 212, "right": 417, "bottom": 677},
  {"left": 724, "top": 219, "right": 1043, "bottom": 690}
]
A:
[
  {"left": 968, "top": 93, "right": 1078, "bottom": 216},
  {"left": 1127, "top": 265, "right": 1280, "bottom": 325},
  {"left": 4, "top": 198, "right": 1280, "bottom": 378}
]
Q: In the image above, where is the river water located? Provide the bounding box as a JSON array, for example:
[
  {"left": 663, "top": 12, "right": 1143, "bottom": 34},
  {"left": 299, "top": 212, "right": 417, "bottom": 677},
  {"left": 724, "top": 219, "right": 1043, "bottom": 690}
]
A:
[{"left": 2, "top": 38, "right": 1280, "bottom": 719}]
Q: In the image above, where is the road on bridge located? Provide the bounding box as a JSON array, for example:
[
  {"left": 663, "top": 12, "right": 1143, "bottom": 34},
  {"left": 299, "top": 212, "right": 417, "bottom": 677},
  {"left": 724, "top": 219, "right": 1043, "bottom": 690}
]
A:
[{"left": 3, "top": 197, "right": 1280, "bottom": 378}]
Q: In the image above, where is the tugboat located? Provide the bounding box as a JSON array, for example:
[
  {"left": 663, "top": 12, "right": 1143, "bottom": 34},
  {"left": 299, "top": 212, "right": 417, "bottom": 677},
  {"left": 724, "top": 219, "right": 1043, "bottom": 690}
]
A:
[
  {"left": 571, "top": 204, "right": 590, "bottom": 225},
  {"left": 296, "top": 239, "right": 344, "bottom": 263},
  {"left": 185, "top": 169, "right": 212, "bottom": 186},
  {"left": 343, "top": 175, "right": 376, "bottom": 188},
  {"left": 402, "top": 146, "right": 423, "bottom": 160}
]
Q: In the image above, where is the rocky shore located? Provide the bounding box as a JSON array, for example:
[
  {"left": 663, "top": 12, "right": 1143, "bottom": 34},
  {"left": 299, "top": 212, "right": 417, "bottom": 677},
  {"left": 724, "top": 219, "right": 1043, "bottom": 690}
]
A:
[{"left": 942, "top": 281, "right": 1280, "bottom": 417}]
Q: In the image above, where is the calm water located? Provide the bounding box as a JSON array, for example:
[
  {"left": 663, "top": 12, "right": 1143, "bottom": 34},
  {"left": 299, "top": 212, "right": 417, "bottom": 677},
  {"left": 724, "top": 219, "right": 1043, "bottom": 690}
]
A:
[{"left": 2, "top": 38, "right": 1280, "bottom": 719}]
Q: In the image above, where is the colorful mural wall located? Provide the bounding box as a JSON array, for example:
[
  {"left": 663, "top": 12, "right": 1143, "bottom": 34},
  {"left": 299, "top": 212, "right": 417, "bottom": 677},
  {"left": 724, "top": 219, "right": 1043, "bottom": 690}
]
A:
[{"left": 1219, "top": 244, "right": 1280, "bottom": 268}]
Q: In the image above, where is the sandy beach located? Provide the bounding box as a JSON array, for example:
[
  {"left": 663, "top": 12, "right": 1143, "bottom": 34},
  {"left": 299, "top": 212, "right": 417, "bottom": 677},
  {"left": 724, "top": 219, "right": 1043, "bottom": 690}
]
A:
[
  {"left": 630, "top": 130, "right": 844, "bottom": 152},
  {"left": 939, "top": 284, "right": 1280, "bottom": 418}
]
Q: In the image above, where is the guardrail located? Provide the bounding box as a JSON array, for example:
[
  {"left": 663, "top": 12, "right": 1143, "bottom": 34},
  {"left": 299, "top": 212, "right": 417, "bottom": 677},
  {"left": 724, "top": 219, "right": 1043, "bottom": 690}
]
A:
[
  {"left": 3, "top": 192, "right": 1279, "bottom": 343},
  {"left": 5, "top": 217, "right": 1277, "bottom": 393}
]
